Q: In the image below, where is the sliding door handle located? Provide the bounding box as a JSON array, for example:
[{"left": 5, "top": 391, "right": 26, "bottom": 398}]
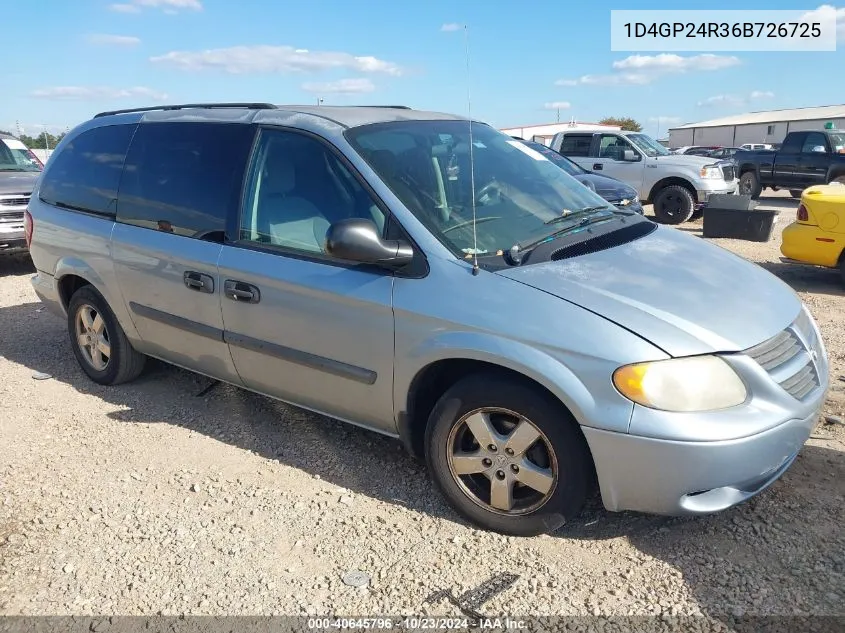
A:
[{"left": 224, "top": 280, "right": 261, "bottom": 304}]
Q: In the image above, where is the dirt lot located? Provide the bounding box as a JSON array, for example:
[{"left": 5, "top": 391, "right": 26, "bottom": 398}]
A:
[{"left": 1, "top": 190, "right": 843, "bottom": 620}]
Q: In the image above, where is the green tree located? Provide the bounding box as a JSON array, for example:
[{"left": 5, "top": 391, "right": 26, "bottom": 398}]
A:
[
  {"left": 19, "top": 132, "right": 65, "bottom": 150},
  {"left": 599, "top": 117, "right": 643, "bottom": 132}
]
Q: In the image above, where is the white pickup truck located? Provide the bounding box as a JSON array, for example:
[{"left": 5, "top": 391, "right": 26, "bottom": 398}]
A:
[{"left": 550, "top": 129, "right": 738, "bottom": 224}]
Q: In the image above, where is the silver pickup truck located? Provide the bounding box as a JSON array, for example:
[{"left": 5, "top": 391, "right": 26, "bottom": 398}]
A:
[{"left": 550, "top": 129, "right": 738, "bottom": 224}]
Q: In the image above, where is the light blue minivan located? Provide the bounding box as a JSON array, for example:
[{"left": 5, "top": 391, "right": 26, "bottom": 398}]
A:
[{"left": 26, "top": 104, "right": 828, "bottom": 535}]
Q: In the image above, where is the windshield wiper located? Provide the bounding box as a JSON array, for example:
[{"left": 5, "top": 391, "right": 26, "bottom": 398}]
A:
[
  {"left": 506, "top": 208, "right": 628, "bottom": 265},
  {"left": 543, "top": 205, "right": 609, "bottom": 225}
]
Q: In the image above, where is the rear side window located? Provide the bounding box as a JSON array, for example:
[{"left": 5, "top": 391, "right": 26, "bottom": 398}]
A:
[
  {"left": 558, "top": 134, "right": 593, "bottom": 157},
  {"left": 117, "top": 122, "right": 255, "bottom": 239},
  {"left": 39, "top": 124, "right": 136, "bottom": 216}
]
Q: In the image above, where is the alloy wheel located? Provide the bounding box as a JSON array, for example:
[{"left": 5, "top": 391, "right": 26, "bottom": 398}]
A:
[
  {"left": 447, "top": 407, "right": 557, "bottom": 515},
  {"left": 74, "top": 304, "right": 111, "bottom": 371}
]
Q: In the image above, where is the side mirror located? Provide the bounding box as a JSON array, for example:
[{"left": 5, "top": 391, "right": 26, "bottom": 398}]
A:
[
  {"left": 325, "top": 218, "right": 414, "bottom": 268},
  {"left": 623, "top": 149, "right": 639, "bottom": 161},
  {"left": 811, "top": 145, "right": 827, "bottom": 153}
]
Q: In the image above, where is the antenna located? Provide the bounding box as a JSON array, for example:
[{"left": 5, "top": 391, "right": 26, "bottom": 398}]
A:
[{"left": 464, "top": 25, "right": 479, "bottom": 276}]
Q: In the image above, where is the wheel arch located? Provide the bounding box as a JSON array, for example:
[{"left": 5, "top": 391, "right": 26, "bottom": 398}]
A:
[
  {"left": 395, "top": 338, "right": 602, "bottom": 459},
  {"left": 646, "top": 177, "right": 697, "bottom": 204}
]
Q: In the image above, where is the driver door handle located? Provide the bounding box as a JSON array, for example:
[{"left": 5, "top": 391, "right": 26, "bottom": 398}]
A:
[
  {"left": 592, "top": 163, "right": 603, "bottom": 170},
  {"left": 224, "top": 280, "right": 261, "bottom": 304}
]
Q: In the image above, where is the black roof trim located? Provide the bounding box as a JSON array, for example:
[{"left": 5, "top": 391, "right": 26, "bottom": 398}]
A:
[{"left": 93, "top": 103, "right": 278, "bottom": 118}]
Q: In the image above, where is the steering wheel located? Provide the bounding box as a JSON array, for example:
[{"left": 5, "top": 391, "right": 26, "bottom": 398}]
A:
[{"left": 477, "top": 181, "right": 503, "bottom": 206}]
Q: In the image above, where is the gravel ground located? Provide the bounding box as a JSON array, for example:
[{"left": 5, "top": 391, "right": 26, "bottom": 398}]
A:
[{"left": 0, "top": 190, "right": 843, "bottom": 620}]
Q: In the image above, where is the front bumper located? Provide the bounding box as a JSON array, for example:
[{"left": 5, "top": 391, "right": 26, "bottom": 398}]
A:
[
  {"left": 0, "top": 224, "right": 26, "bottom": 253},
  {"left": 695, "top": 180, "right": 739, "bottom": 209},
  {"left": 583, "top": 406, "right": 821, "bottom": 515}
]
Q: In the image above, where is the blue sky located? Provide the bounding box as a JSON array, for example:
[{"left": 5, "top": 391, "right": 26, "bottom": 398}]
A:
[{"left": 3, "top": 0, "right": 843, "bottom": 139}]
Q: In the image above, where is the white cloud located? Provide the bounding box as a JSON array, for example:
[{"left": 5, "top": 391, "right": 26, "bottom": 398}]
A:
[
  {"left": 109, "top": 0, "right": 202, "bottom": 13},
  {"left": 800, "top": 4, "right": 845, "bottom": 41},
  {"left": 30, "top": 86, "right": 168, "bottom": 101},
  {"left": 440, "top": 23, "right": 462, "bottom": 32},
  {"left": 87, "top": 34, "right": 141, "bottom": 46},
  {"left": 301, "top": 78, "right": 376, "bottom": 95},
  {"left": 697, "top": 90, "right": 775, "bottom": 107},
  {"left": 612, "top": 53, "right": 740, "bottom": 73},
  {"left": 108, "top": 3, "right": 141, "bottom": 12},
  {"left": 557, "top": 53, "right": 740, "bottom": 87},
  {"left": 150, "top": 45, "right": 403, "bottom": 76},
  {"left": 543, "top": 101, "right": 571, "bottom": 110}
]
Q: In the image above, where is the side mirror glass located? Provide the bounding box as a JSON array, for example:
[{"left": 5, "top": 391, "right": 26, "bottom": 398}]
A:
[
  {"left": 623, "top": 149, "right": 639, "bottom": 161},
  {"left": 325, "top": 218, "right": 414, "bottom": 268},
  {"left": 811, "top": 145, "right": 827, "bottom": 153}
]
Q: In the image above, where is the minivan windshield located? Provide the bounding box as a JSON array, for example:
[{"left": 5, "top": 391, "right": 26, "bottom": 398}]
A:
[
  {"left": 0, "top": 139, "right": 42, "bottom": 172},
  {"left": 627, "top": 133, "right": 670, "bottom": 157},
  {"left": 346, "top": 121, "right": 618, "bottom": 258},
  {"left": 518, "top": 140, "right": 587, "bottom": 177}
]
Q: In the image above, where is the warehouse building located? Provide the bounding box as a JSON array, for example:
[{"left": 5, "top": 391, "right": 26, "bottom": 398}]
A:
[
  {"left": 500, "top": 120, "right": 620, "bottom": 146},
  {"left": 668, "top": 104, "right": 845, "bottom": 149}
]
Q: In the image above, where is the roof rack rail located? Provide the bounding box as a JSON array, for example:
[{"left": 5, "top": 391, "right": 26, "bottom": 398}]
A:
[
  {"left": 94, "top": 103, "right": 278, "bottom": 118},
  {"left": 350, "top": 105, "right": 411, "bottom": 109}
]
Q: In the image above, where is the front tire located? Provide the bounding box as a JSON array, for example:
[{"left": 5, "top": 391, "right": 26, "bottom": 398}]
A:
[
  {"left": 739, "top": 171, "right": 762, "bottom": 199},
  {"left": 652, "top": 185, "right": 695, "bottom": 224},
  {"left": 67, "top": 285, "right": 146, "bottom": 385},
  {"left": 425, "top": 373, "right": 593, "bottom": 536}
]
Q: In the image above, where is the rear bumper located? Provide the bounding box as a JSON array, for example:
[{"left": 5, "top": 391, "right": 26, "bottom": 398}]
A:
[
  {"left": 31, "top": 271, "right": 65, "bottom": 318},
  {"left": 583, "top": 406, "right": 821, "bottom": 515},
  {"left": 780, "top": 221, "right": 844, "bottom": 269}
]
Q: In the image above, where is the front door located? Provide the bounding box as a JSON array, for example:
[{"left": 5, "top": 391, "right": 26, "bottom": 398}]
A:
[
  {"left": 590, "top": 134, "right": 646, "bottom": 196},
  {"left": 218, "top": 128, "right": 396, "bottom": 432},
  {"left": 796, "top": 132, "right": 831, "bottom": 188},
  {"left": 112, "top": 121, "right": 255, "bottom": 383}
]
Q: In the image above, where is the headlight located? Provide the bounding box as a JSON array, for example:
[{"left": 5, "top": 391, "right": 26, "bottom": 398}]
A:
[
  {"left": 612, "top": 356, "right": 747, "bottom": 412},
  {"left": 700, "top": 165, "right": 723, "bottom": 180}
]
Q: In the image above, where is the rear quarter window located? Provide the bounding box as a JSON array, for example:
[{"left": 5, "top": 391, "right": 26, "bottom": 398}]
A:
[
  {"left": 559, "top": 134, "right": 593, "bottom": 157},
  {"left": 116, "top": 122, "right": 255, "bottom": 239},
  {"left": 38, "top": 124, "right": 137, "bottom": 216}
]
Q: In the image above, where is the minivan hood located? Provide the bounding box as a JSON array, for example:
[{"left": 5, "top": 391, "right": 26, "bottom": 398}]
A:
[
  {"left": 497, "top": 226, "right": 801, "bottom": 357},
  {"left": 0, "top": 171, "right": 40, "bottom": 194}
]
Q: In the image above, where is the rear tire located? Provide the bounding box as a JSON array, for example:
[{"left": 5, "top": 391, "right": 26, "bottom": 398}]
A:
[
  {"left": 67, "top": 285, "right": 146, "bottom": 385},
  {"left": 739, "top": 171, "right": 762, "bottom": 199},
  {"left": 789, "top": 189, "right": 804, "bottom": 199},
  {"left": 652, "top": 185, "right": 695, "bottom": 224},
  {"left": 425, "top": 373, "right": 593, "bottom": 536},
  {"left": 832, "top": 176, "right": 845, "bottom": 186},
  {"left": 840, "top": 256, "right": 845, "bottom": 287}
]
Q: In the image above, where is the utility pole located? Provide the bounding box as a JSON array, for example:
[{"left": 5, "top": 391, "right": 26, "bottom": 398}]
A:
[{"left": 556, "top": 108, "right": 560, "bottom": 123}]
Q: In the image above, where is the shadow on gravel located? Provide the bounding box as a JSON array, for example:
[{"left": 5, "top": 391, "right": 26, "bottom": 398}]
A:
[
  {"left": 757, "top": 261, "right": 844, "bottom": 297},
  {"left": 0, "top": 255, "right": 34, "bottom": 277},
  {"left": 1, "top": 298, "right": 843, "bottom": 619}
]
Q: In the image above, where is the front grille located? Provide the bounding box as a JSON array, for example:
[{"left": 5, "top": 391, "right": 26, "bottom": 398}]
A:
[
  {"left": 0, "top": 211, "right": 24, "bottom": 221},
  {"left": 721, "top": 165, "right": 735, "bottom": 181},
  {"left": 0, "top": 193, "right": 30, "bottom": 207},
  {"left": 745, "top": 313, "right": 822, "bottom": 400}
]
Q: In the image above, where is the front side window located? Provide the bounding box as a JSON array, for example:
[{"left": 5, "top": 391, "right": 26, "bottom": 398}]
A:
[
  {"left": 39, "top": 124, "right": 135, "bottom": 215},
  {"left": 801, "top": 132, "right": 828, "bottom": 153},
  {"left": 239, "top": 129, "right": 386, "bottom": 254},
  {"left": 598, "top": 134, "right": 634, "bottom": 160},
  {"left": 345, "top": 120, "right": 618, "bottom": 258},
  {"left": 117, "top": 122, "right": 254, "bottom": 239}
]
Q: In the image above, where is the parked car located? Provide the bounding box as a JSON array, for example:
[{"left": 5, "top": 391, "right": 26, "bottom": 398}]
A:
[
  {"left": 780, "top": 183, "right": 845, "bottom": 284},
  {"left": 0, "top": 132, "right": 43, "bottom": 255},
  {"left": 674, "top": 146, "right": 721, "bottom": 156},
  {"left": 27, "top": 103, "right": 828, "bottom": 536},
  {"left": 708, "top": 147, "right": 746, "bottom": 160},
  {"left": 550, "top": 129, "right": 738, "bottom": 224},
  {"left": 737, "top": 129, "right": 845, "bottom": 199},
  {"left": 511, "top": 138, "right": 643, "bottom": 214}
]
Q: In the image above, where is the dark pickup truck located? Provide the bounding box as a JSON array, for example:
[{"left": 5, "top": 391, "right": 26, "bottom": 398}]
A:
[{"left": 737, "top": 128, "right": 845, "bottom": 199}]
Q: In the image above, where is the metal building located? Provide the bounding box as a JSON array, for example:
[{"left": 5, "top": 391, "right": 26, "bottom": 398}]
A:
[
  {"left": 500, "top": 120, "right": 620, "bottom": 146},
  {"left": 668, "top": 104, "right": 845, "bottom": 149}
]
